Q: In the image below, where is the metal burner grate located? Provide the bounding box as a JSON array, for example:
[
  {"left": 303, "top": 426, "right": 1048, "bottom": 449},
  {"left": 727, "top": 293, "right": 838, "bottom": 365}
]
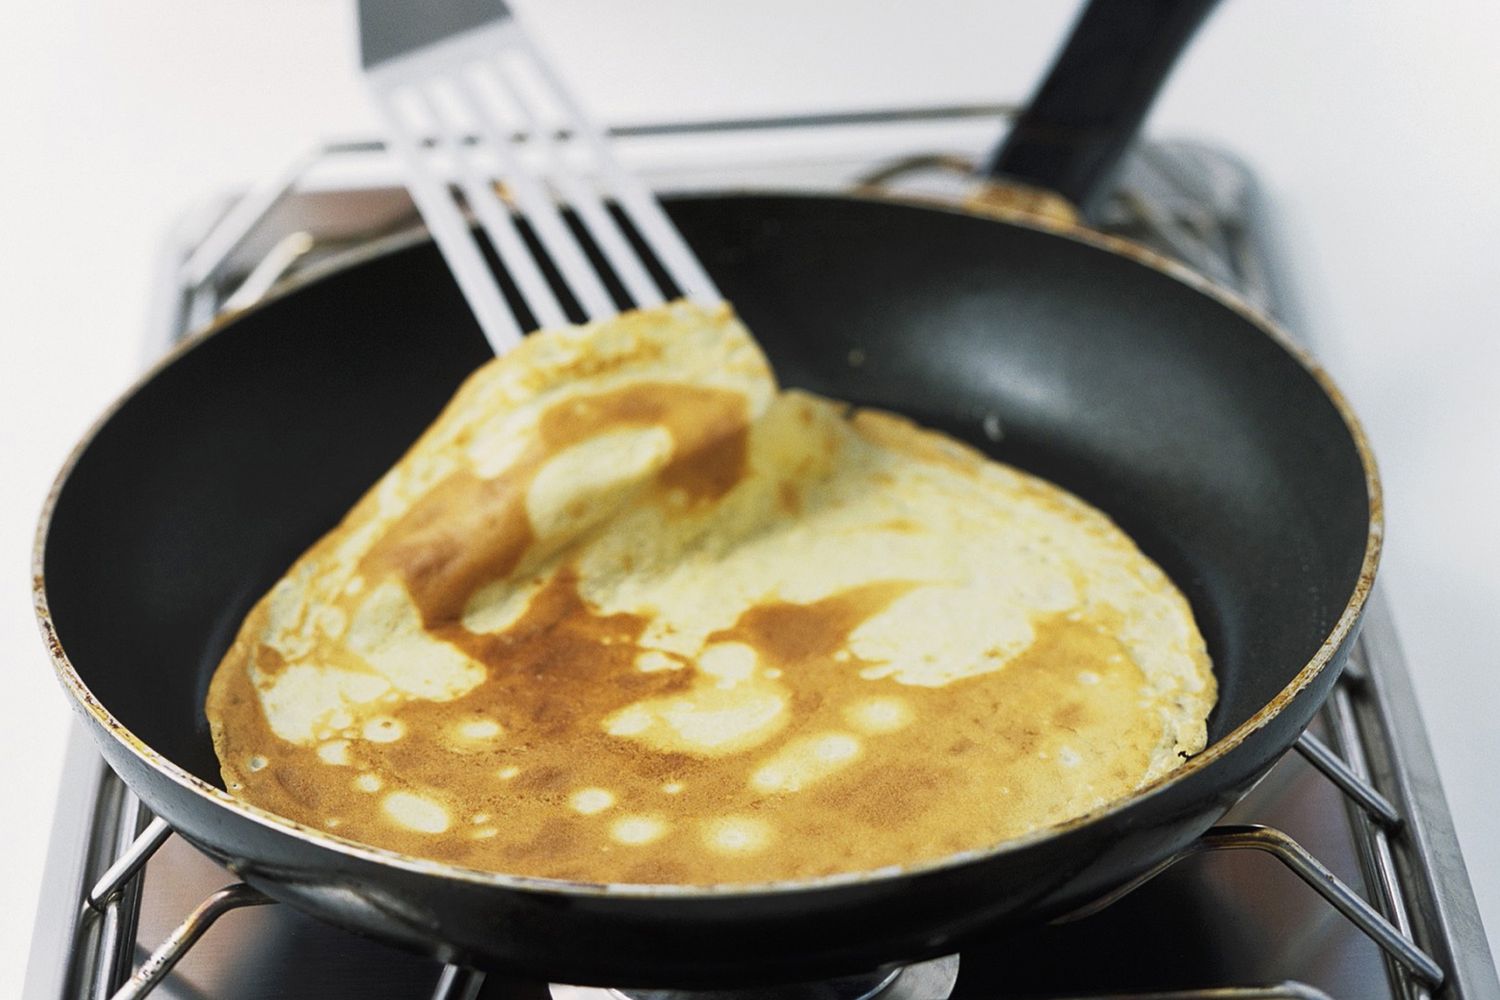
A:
[{"left": 25, "top": 107, "right": 1499, "bottom": 1000}]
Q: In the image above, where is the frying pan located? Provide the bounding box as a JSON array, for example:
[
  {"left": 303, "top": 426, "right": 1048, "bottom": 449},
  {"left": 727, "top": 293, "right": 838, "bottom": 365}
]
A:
[{"left": 34, "top": 0, "right": 1379, "bottom": 989}]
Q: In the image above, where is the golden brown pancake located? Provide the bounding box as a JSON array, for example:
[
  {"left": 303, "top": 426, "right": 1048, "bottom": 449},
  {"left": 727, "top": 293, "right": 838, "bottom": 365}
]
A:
[{"left": 207, "top": 300, "right": 1215, "bottom": 885}]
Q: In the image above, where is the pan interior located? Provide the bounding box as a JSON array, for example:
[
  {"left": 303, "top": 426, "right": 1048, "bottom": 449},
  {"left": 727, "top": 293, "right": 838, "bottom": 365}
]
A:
[{"left": 42, "top": 193, "right": 1370, "bottom": 801}]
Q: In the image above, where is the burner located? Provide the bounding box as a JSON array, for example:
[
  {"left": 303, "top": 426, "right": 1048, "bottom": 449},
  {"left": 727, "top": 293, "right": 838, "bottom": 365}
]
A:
[{"left": 551, "top": 955, "right": 960, "bottom": 1000}]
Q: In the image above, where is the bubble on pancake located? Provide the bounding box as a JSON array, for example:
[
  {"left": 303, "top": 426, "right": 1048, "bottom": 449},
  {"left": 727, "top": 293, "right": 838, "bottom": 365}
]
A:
[
  {"left": 496, "top": 765, "right": 521, "bottom": 781},
  {"left": 570, "top": 788, "right": 616, "bottom": 815},
  {"left": 246, "top": 754, "right": 268, "bottom": 772},
  {"left": 751, "top": 732, "right": 863, "bottom": 794},
  {"left": 844, "top": 697, "right": 912, "bottom": 734},
  {"left": 460, "top": 718, "right": 501, "bottom": 739},
  {"left": 601, "top": 655, "right": 789, "bottom": 757},
  {"left": 661, "top": 782, "right": 684, "bottom": 795},
  {"left": 382, "top": 790, "right": 450, "bottom": 834},
  {"left": 611, "top": 815, "right": 667, "bottom": 845},
  {"left": 703, "top": 816, "right": 772, "bottom": 855},
  {"left": 449, "top": 717, "right": 503, "bottom": 747},
  {"left": 354, "top": 773, "right": 382, "bottom": 793},
  {"left": 815, "top": 733, "right": 861, "bottom": 762},
  {"left": 316, "top": 740, "right": 350, "bottom": 765},
  {"left": 362, "top": 716, "right": 405, "bottom": 743}
]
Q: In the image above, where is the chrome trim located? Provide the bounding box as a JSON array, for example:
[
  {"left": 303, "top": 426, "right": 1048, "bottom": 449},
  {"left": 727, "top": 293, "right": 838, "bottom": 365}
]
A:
[
  {"left": 1196, "top": 825, "right": 1442, "bottom": 986},
  {"left": 1343, "top": 593, "right": 1500, "bottom": 997},
  {"left": 1294, "top": 732, "right": 1401, "bottom": 829},
  {"left": 88, "top": 819, "right": 173, "bottom": 911},
  {"left": 430, "top": 966, "right": 486, "bottom": 1000},
  {"left": 23, "top": 726, "right": 127, "bottom": 1000},
  {"left": 111, "top": 885, "right": 272, "bottom": 1000}
]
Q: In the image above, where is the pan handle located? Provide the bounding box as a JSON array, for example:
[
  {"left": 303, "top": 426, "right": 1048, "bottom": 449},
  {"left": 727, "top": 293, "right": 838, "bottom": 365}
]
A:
[{"left": 983, "top": 0, "right": 1222, "bottom": 220}]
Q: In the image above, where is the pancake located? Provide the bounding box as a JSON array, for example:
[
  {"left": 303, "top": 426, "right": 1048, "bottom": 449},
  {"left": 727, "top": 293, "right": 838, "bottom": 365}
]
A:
[{"left": 207, "top": 300, "right": 1215, "bottom": 885}]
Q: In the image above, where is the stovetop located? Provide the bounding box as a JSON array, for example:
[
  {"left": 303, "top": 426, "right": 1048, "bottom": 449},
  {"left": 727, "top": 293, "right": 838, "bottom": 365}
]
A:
[{"left": 24, "top": 105, "right": 1500, "bottom": 1000}]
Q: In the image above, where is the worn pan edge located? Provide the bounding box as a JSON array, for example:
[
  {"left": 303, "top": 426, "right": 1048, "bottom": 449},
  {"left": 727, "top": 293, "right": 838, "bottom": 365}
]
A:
[{"left": 31, "top": 188, "right": 1382, "bottom": 900}]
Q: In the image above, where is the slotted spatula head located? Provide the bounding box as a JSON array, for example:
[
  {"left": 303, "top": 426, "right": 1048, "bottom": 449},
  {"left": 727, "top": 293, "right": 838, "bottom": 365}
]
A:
[{"left": 355, "top": 0, "right": 719, "bottom": 353}]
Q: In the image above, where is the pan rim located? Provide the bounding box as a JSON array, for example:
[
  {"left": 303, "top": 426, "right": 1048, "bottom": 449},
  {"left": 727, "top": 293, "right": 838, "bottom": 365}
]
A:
[{"left": 32, "top": 188, "right": 1382, "bottom": 900}]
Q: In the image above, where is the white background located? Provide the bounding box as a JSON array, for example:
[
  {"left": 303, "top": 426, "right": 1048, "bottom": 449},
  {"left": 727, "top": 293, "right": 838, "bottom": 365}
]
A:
[{"left": 2, "top": 2, "right": 1497, "bottom": 995}]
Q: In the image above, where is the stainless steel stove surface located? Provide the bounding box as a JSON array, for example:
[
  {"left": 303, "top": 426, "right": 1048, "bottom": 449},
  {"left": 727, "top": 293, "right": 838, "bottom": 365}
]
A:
[{"left": 24, "top": 107, "right": 1500, "bottom": 1000}]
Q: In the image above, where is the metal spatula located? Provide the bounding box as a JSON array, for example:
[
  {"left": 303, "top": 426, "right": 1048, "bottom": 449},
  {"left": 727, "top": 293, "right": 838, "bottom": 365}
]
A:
[{"left": 356, "top": 0, "right": 720, "bottom": 353}]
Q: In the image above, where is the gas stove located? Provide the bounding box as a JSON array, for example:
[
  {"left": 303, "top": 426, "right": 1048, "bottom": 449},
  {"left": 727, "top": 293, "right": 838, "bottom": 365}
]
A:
[{"left": 24, "top": 105, "right": 1499, "bottom": 1000}]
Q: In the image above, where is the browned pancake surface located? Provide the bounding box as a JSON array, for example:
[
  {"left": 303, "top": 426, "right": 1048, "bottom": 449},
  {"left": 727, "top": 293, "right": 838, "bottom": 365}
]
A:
[{"left": 208, "top": 302, "right": 1215, "bottom": 884}]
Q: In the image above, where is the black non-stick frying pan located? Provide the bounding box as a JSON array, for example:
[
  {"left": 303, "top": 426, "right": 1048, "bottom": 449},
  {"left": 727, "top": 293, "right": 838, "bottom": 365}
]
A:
[{"left": 34, "top": 0, "right": 1379, "bottom": 989}]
